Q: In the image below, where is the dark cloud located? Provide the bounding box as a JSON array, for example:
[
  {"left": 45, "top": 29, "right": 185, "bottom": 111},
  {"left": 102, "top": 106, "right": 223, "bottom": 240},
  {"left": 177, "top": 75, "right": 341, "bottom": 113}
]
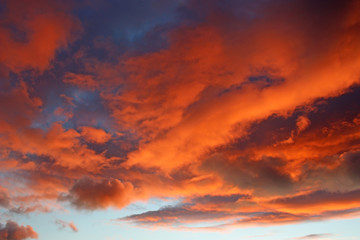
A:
[
  {"left": 342, "top": 150, "right": 360, "bottom": 179},
  {"left": 191, "top": 194, "right": 251, "bottom": 205},
  {"left": 121, "top": 193, "right": 257, "bottom": 226},
  {"left": 230, "top": 208, "right": 360, "bottom": 226},
  {"left": 201, "top": 154, "right": 294, "bottom": 196},
  {"left": 122, "top": 204, "right": 360, "bottom": 227},
  {"left": 271, "top": 189, "right": 360, "bottom": 207},
  {"left": 0, "top": 191, "right": 10, "bottom": 208},
  {"left": 121, "top": 205, "right": 240, "bottom": 225},
  {"left": 60, "top": 177, "right": 134, "bottom": 210},
  {"left": 294, "top": 233, "right": 333, "bottom": 239},
  {"left": 0, "top": 220, "right": 38, "bottom": 240}
]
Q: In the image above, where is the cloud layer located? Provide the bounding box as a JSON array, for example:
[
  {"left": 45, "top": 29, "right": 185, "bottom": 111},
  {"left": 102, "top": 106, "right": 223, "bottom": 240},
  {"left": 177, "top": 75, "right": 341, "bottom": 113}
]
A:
[{"left": 0, "top": 0, "right": 359, "bottom": 234}]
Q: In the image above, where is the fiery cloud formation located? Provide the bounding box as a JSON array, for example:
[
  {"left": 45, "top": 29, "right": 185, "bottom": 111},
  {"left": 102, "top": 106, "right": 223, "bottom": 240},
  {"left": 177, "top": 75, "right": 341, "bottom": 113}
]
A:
[{"left": 0, "top": 0, "right": 360, "bottom": 239}]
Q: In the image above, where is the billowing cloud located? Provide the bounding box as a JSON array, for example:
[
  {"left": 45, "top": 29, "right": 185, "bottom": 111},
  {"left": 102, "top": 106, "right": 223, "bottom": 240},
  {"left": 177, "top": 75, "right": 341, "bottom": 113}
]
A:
[
  {"left": 60, "top": 177, "right": 134, "bottom": 210},
  {"left": 109, "top": 0, "right": 360, "bottom": 173},
  {"left": 0, "top": 220, "right": 38, "bottom": 240},
  {"left": 78, "top": 126, "right": 112, "bottom": 144}
]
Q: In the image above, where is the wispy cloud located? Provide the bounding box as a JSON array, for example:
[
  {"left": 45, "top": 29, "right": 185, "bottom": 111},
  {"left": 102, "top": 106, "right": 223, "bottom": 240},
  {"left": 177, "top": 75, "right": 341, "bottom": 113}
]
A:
[
  {"left": 292, "top": 233, "right": 334, "bottom": 240},
  {"left": 55, "top": 219, "right": 78, "bottom": 232}
]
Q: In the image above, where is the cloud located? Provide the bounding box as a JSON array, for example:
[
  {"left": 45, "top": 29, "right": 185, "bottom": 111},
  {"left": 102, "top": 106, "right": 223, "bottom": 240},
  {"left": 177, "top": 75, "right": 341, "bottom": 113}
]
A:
[
  {"left": 60, "top": 177, "right": 134, "bottom": 210},
  {"left": 0, "top": 81, "right": 42, "bottom": 130},
  {"left": 112, "top": 0, "right": 360, "bottom": 172},
  {"left": 201, "top": 154, "right": 294, "bottom": 196},
  {"left": 121, "top": 202, "right": 360, "bottom": 228},
  {"left": 281, "top": 115, "right": 311, "bottom": 144},
  {"left": 294, "top": 233, "right": 333, "bottom": 240},
  {"left": 2, "top": 119, "right": 109, "bottom": 170},
  {"left": 121, "top": 205, "right": 238, "bottom": 226},
  {"left": 342, "top": 150, "right": 360, "bottom": 179},
  {"left": 270, "top": 189, "right": 360, "bottom": 212},
  {"left": 0, "top": 220, "right": 38, "bottom": 240},
  {"left": 10, "top": 205, "right": 51, "bottom": 215},
  {"left": 296, "top": 116, "right": 311, "bottom": 133},
  {"left": 0, "top": 0, "right": 81, "bottom": 72},
  {"left": 0, "top": 0, "right": 360, "bottom": 232},
  {"left": 78, "top": 126, "right": 112, "bottom": 144},
  {"left": 190, "top": 194, "right": 251, "bottom": 205},
  {"left": 0, "top": 191, "right": 10, "bottom": 209},
  {"left": 55, "top": 219, "right": 78, "bottom": 232},
  {"left": 64, "top": 73, "right": 99, "bottom": 90}
]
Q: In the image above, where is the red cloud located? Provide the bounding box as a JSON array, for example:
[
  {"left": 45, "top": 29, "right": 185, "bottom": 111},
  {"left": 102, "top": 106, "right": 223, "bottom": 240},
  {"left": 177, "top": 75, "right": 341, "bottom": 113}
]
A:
[
  {"left": 0, "top": 220, "right": 38, "bottom": 240},
  {"left": 63, "top": 73, "right": 99, "bottom": 90},
  {"left": 0, "top": 0, "right": 81, "bottom": 72},
  {"left": 61, "top": 177, "right": 134, "bottom": 210},
  {"left": 100, "top": 0, "right": 360, "bottom": 173},
  {"left": 79, "top": 126, "right": 112, "bottom": 144},
  {"left": 1, "top": 0, "right": 360, "bottom": 232}
]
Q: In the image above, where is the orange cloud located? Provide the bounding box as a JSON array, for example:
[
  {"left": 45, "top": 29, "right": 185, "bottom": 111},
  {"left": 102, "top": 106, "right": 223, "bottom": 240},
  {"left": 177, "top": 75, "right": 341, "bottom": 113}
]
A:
[
  {"left": 0, "top": 220, "right": 38, "bottom": 240},
  {"left": 79, "top": 126, "right": 112, "bottom": 144},
  {"left": 64, "top": 73, "right": 99, "bottom": 90},
  {"left": 0, "top": 82, "right": 109, "bottom": 170},
  {"left": 103, "top": 0, "right": 360, "bottom": 173},
  {"left": 296, "top": 116, "right": 311, "bottom": 133},
  {"left": 60, "top": 177, "right": 134, "bottom": 210},
  {"left": 1, "top": 0, "right": 360, "bottom": 230},
  {"left": 6, "top": 123, "right": 108, "bottom": 170},
  {"left": 0, "top": 0, "right": 81, "bottom": 72}
]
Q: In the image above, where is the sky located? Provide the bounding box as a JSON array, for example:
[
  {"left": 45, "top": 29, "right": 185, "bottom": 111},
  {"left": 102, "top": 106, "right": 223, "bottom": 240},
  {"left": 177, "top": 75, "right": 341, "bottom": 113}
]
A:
[{"left": 0, "top": 0, "right": 360, "bottom": 239}]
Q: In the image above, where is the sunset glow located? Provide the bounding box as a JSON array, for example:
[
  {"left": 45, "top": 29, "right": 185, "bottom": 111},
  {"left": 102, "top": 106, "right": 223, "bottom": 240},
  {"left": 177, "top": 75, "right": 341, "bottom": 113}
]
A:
[{"left": 0, "top": 0, "right": 360, "bottom": 239}]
